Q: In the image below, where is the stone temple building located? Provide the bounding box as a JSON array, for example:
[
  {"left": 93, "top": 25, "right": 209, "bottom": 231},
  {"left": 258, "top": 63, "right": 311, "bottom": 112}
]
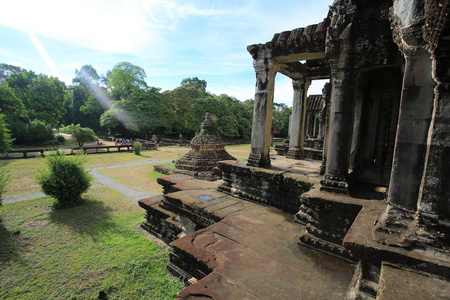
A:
[{"left": 140, "top": 1, "right": 450, "bottom": 299}]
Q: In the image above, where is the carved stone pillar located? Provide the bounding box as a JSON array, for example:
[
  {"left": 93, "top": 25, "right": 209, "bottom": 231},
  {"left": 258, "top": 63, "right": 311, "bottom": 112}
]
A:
[
  {"left": 320, "top": 1, "right": 356, "bottom": 193},
  {"left": 414, "top": 0, "right": 450, "bottom": 246},
  {"left": 417, "top": 50, "right": 450, "bottom": 223},
  {"left": 386, "top": 48, "right": 435, "bottom": 212},
  {"left": 320, "top": 83, "right": 331, "bottom": 175},
  {"left": 373, "top": 0, "right": 448, "bottom": 248},
  {"left": 414, "top": 46, "right": 450, "bottom": 247},
  {"left": 247, "top": 45, "right": 278, "bottom": 167},
  {"left": 287, "top": 78, "right": 310, "bottom": 159},
  {"left": 320, "top": 66, "right": 355, "bottom": 194}
]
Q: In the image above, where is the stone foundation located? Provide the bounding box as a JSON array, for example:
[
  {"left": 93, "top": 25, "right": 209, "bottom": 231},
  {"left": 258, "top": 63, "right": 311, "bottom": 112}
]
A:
[{"left": 218, "top": 160, "right": 314, "bottom": 213}]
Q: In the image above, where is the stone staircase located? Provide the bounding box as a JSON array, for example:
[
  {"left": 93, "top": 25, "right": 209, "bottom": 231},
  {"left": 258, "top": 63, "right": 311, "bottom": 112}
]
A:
[{"left": 348, "top": 262, "right": 381, "bottom": 300}]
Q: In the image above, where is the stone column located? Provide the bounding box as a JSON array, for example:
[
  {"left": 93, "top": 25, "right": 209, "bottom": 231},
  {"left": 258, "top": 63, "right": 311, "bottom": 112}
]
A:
[
  {"left": 287, "top": 78, "right": 310, "bottom": 159},
  {"left": 247, "top": 45, "right": 278, "bottom": 167},
  {"left": 320, "top": 2, "right": 356, "bottom": 193},
  {"left": 320, "top": 83, "right": 331, "bottom": 175},
  {"left": 415, "top": 7, "right": 450, "bottom": 240},
  {"left": 386, "top": 48, "right": 435, "bottom": 211},
  {"left": 373, "top": 1, "right": 446, "bottom": 247},
  {"left": 414, "top": 47, "right": 450, "bottom": 244},
  {"left": 320, "top": 66, "right": 355, "bottom": 194}
]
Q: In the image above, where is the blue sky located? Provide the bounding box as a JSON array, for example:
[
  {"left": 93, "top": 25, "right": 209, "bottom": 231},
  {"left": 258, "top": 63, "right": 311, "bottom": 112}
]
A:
[{"left": 0, "top": 0, "right": 331, "bottom": 105}]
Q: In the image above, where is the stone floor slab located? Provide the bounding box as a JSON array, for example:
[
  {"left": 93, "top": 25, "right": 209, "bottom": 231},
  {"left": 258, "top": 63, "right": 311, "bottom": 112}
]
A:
[{"left": 377, "top": 262, "right": 450, "bottom": 300}]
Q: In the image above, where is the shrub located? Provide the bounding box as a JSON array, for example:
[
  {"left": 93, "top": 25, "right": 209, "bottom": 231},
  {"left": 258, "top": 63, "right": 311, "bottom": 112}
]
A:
[
  {"left": 35, "top": 153, "right": 92, "bottom": 208},
  {"left": 133, "top": 141, "right": 142, "bottom": 155},
  {"left": 72, "top": 127, "right": 97, "bottom": 147},
  {"left": 25, "top": 119, "right": 54, "bottom": 143}
]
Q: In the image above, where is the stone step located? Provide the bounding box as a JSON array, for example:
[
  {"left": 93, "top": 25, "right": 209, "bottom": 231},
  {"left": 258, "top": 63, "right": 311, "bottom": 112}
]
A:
[
  {"left": 355, "top": 290, "right": 376, "bottom": 300},
  {"left": 377, "top": 262, "right": 450, "bottom": 300},
  {"left": 170, "top": 208, "right": 355, "bottom": 299},
  {"left": 359, "top": 279, "right": 378, "bottom": 297},
  {"left": 299, "top": 231, "right": 356, "bottom": 263},
  {"left": 139, "top": 195, "right": 184, "bottom": 243},
  {"left": 348, "top": 261, "right": 380, "bottom": 300}
]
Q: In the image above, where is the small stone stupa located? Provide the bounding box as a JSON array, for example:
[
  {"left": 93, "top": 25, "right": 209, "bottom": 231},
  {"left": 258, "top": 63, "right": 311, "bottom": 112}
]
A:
[{"left": 175, "top": 112, "right": 236, "bottom": 173}]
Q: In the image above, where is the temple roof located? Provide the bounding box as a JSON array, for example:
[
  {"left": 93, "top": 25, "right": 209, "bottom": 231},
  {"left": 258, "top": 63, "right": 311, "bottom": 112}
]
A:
[{"left": 307, "top": 94, "right": 324, "bottom": 112}]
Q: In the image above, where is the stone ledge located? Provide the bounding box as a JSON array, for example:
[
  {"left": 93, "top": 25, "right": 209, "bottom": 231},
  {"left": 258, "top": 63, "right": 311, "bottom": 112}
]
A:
[{"left": 343, "top": 204, "right": 450, "bottom": 279}]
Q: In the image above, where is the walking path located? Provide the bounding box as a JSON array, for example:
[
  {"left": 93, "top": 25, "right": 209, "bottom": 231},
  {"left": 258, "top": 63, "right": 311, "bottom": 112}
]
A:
[{"left": 2, "top": 159, "right": 173, "bottom": 204}]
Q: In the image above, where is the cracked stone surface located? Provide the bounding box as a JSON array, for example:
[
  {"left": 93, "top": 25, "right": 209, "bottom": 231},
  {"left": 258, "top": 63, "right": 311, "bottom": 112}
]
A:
[{"left": 169, "top": 189, "right": 355, "bottom": 299}]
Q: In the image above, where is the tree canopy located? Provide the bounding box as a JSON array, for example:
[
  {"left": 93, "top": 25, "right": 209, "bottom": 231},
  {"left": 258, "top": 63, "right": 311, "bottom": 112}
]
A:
[
  {"left": 180, "top": 77, "right": 207, "bottom": 92},
  {"left": 107, "top": 62, "right": 148, "bottom": 100},
  {"left": 0, "top": 61, "right": 264, "bottom": 144},
  {"left": 72, "top": 127, "right": 97, "bottom": 147}
]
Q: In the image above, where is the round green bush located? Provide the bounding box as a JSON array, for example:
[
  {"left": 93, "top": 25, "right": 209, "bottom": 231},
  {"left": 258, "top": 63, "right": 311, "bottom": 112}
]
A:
[
  {"left": 133, "top": 141, "right": 142, "bottom": 155},
  {"left": 36, "top": 153, "right": 92, "bottom": 208}
]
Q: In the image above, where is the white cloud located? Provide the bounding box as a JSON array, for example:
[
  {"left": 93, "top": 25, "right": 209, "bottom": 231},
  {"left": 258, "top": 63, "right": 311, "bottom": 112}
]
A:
[
  {"left": 0, "top": 0, "right": 333, "bottom": 98},
  {"left": 208, "top": 85, "right": 254, "bottom": 101},
  {"left": 0, "top": 0, "right": 233, "bottom": 54}
]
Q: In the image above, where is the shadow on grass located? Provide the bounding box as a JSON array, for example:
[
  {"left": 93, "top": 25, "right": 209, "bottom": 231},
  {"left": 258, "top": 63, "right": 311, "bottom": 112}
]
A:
[
  {"left": 49, "top": 198, "right": 119, "bottom": 240},
  {"left": 0, "top": 222, "right": 21, "bottom": 263}
]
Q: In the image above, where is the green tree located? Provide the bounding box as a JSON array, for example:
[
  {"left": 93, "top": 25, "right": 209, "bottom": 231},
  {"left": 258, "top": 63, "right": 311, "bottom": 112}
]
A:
[
  {"left": 0, "top": 85, "right": 28, "bottom": 140},
  {"left": 29, "top": 75, "right": 67, "bottom": 126},
  {"left": 180, "top": 77, "right": 207, "bottom": 92},
  {"left": 0, "top": 113, "right": 13, "bottom": 153},
  {"left": 71, "top": 65, "right": 106, "bottom": 131},
  {"left": 6, "top": 71, "right": 68, "bottom": 127},
  {"left": 107, "top": 62, "right": 148, "bottom": 100},
  {"left": 99, "top": 110, "right": 120, "bottom": 134},
  {"left": 36, "top": 153, "right": 92, "bottom": 208},
  {"left": 72, "top": 127, "right": 97, "bottom": 147},
  {"left": 0, "top": 63, "right": 25, "bottom": 83},
  {"left": 59, "top": 123, "right": 81, "bottom": 135},
  {"left": 106, "top": 88, "right": 166, "bottom": 138},
  {"left": 4, "top": 70, "right": 36, "bottom": 117},
  {"left": 69, "top": 85, "right": 88, "bottom": 125},
  {"left": 162, "top": 86, "right": 208, "bottom": 135},
  {"left": 73, "top": 65, "right": 101, "bottom": 90},
  {"left": 25, "top": 119, "right": 54, "bottom": 143},
  {"left": 272, "top": 103, "right": 292, "bottom": 137}
]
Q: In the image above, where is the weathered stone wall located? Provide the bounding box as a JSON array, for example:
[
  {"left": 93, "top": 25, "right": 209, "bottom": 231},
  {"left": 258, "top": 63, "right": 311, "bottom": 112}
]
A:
[{"left": 218, "top": 160, "right": 313, "bottom": 213}]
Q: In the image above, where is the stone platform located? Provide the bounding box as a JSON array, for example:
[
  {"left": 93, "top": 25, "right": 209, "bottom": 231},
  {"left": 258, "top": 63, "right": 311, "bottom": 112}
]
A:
[
  {"left": 172, "top": 192, "right": 355, "bottom": 299},
  {"left": 141, "top": 185, "right": 355, "bottom": 299},
  {"left": 139, "top": 156, "right": 450, "bottom": 299}
]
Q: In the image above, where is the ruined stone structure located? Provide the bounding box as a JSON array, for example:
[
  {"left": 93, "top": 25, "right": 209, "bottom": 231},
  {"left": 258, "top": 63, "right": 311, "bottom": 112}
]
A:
[
  {"left": 140, "top": 1, "right": 450, "bottom": 299},
  {"left": 174, "top": 112, "right": 236, "bottom": 175},
  {"left": 275, "top": 92, "right": 327, "bottom": 159}
]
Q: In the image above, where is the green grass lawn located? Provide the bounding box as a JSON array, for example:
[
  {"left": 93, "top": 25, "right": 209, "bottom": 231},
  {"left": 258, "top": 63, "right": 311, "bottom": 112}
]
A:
[
  {"left": 0, "top": 187, "right": 185, "bottom": 299},
  {"left": 0, "top": 143, "right": 253, "bottom": 299},
  {"left": 96, "top": 164, "right": 166, "bottom": 196},
  {"left": 0, "top": 147, "right": 189, "bottom": 197}
]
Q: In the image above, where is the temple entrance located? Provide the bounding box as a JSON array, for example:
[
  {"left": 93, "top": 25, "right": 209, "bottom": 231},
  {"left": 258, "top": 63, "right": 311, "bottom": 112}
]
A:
[{"left": 353, "top": 67, "right": 402, "bottom": 186}]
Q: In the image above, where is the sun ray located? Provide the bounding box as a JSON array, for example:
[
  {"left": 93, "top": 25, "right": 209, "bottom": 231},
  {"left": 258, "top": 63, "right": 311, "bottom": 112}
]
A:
[{"left": 26, "top": 30, "right": 62, "bottom": 79}]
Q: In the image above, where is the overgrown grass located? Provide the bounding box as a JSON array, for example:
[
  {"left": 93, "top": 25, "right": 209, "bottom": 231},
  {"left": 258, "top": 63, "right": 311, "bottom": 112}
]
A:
[{"left": 0, "top": 187, "right": 185, "bottom": 299}]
